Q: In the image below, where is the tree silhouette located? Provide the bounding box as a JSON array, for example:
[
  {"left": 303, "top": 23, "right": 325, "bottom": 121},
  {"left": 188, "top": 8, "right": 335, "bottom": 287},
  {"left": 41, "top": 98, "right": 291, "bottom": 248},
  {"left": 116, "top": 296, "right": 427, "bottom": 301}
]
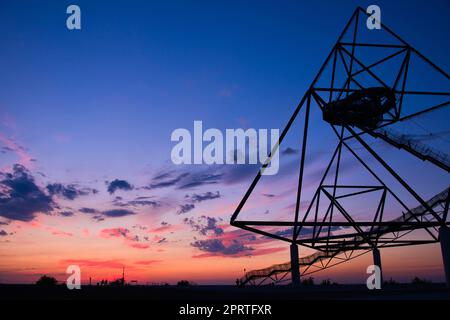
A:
[
  {"left": 36, "top": 275, "right": 57, "bottom": 286},
  {"left": 177, "top": 280, "right": 191, "bottom": 286}
]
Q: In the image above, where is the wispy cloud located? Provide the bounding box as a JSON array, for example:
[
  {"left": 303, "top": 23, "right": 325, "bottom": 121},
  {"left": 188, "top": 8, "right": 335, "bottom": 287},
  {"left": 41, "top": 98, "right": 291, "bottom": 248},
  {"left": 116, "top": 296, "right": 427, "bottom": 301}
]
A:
[
  {"left": 134, "top": 260, "right": 162, "bottom": 266},
  {"left": 191, "top": 238, "right": 252, "bottom": 257},
  {"left": 80, "top": 208, "right": 136, "bottom": 221},
  {"left": 187, "top": 191, "right": 221, "bottom": 203},
  {"left": 99, "top": 227, "right": 150, "bottom": 249},
  {"left": 177, "top": 203, "right": 195, "bottom": 215},
  {"left": 0, "top": 134, "right": 34, "bottom": 168},
  {"left": 60, "top": 259, "right": 126, "bottom": 269},
  {"left": 112, "top": 196, "right": 161, "bottom": 208},
  {"left": 46, "top": 183, "right": 98, "bottom": 200},
  {"left": 101, "top": 209, "right": 137, "bottom": 218},
  {"left": 146, "top": 172, "right": 189, "bottom": 189},
  {"left": 146, "top": 169, "right": 223, "bottom": 190},
  {"left": 150, "top": 222, "right": 183, "bottom": 233},
  {"left": 46, "top": 226, "right": 74, "bottom": 237}
]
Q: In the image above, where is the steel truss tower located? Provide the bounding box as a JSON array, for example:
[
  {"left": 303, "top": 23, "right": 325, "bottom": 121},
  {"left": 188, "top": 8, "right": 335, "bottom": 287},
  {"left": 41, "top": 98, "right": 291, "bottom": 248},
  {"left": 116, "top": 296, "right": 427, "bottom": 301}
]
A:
[{"left": 230, "top": 7, "right": 450, "bottom": 287}]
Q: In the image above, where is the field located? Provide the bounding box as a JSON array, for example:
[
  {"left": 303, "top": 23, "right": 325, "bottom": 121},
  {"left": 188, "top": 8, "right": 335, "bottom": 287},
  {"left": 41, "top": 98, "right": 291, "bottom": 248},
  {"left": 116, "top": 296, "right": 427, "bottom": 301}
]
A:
[{"left": 1, "top": 284, "right": 449, "bottom": 301}]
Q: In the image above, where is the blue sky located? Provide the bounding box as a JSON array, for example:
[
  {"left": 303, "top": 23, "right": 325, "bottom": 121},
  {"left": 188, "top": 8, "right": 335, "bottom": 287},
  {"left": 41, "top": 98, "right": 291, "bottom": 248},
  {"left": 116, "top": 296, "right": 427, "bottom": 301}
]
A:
[
  {"left": 0, "top": 0, "right": 449, "bottom": 284},
  {"left": 1, "top": 0, "right": 449, "bottom": 181}
]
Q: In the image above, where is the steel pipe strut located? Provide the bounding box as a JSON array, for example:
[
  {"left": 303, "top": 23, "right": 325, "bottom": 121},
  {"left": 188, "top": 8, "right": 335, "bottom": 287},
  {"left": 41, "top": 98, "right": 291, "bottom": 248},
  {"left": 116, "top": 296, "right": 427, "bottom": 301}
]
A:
[
  {"left": 290, "top": 244, "right": 300, "bottom": 287},
  {"left": 440, "top": 227, "right": 450, "bottom": 288}
]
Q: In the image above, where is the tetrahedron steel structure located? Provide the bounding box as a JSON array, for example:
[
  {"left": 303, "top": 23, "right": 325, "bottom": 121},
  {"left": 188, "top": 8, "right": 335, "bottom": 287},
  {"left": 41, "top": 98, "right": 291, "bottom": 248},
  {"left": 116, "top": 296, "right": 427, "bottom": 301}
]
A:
[{"left": 230, "top": 7, "right": 450, "bottom": 286}]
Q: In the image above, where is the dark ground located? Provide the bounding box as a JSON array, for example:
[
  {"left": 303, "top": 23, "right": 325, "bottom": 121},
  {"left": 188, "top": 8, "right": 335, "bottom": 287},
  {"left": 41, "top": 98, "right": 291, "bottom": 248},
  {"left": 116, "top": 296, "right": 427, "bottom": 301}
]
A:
[{"left": 1, "top": 283, "right": 449, "bottom": 300}]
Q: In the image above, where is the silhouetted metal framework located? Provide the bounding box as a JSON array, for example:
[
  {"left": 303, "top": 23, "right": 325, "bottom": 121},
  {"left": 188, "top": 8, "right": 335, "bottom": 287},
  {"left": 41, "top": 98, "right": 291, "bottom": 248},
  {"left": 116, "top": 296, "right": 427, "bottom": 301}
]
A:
[
  {"left": 230, "top": 7, "right": 450, "bottom": 285},
  {"left": 241, "top": 188, "right": 448, "bottom": 285}
]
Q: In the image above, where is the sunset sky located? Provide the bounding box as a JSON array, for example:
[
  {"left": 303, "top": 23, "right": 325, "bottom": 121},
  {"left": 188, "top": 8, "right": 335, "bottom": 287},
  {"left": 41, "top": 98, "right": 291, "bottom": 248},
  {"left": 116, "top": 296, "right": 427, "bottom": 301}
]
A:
[{"left": 0, "top": 0, "right": 449, "bottom": 285}]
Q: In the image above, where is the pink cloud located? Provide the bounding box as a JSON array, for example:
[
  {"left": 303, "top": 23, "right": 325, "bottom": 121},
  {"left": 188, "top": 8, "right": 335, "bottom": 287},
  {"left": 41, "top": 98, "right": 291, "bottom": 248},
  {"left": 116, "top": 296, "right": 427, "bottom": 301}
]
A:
[
  {"left": 192, "top": 246, "right": 286, "bottom": 259},
  {"left": 60, "top": 259, "right": 126, "bottom": 269},
  {"left": 99, "top": 227, "right": 151, "bottom": 250},
  {"left": 0, "top": 133, "right": 34, "bottom": 168},
  {"left": 150, "top": 223, "right": 184, "bottom": 234},
  {"left": 46, "top": 226, "right": 74, "bottom": 237},
  {"left": 134, "top": 260, "right": 162, "bottom": 266},
  {"left": 99, "top": 227, "right": 130, "bottom": 239},
  {"left": 128, "top": 242, "right": 150, "bottom": 249},
  {"left": 51, "top": 230, "right": 73, "bottom": 237}
]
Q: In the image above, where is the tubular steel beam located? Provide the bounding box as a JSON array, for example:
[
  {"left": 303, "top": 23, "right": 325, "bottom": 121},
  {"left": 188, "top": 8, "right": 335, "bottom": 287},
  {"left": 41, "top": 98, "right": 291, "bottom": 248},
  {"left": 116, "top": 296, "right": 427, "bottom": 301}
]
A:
[{"left": 293, "top": 93, "right": 312, "bottom": 241}]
